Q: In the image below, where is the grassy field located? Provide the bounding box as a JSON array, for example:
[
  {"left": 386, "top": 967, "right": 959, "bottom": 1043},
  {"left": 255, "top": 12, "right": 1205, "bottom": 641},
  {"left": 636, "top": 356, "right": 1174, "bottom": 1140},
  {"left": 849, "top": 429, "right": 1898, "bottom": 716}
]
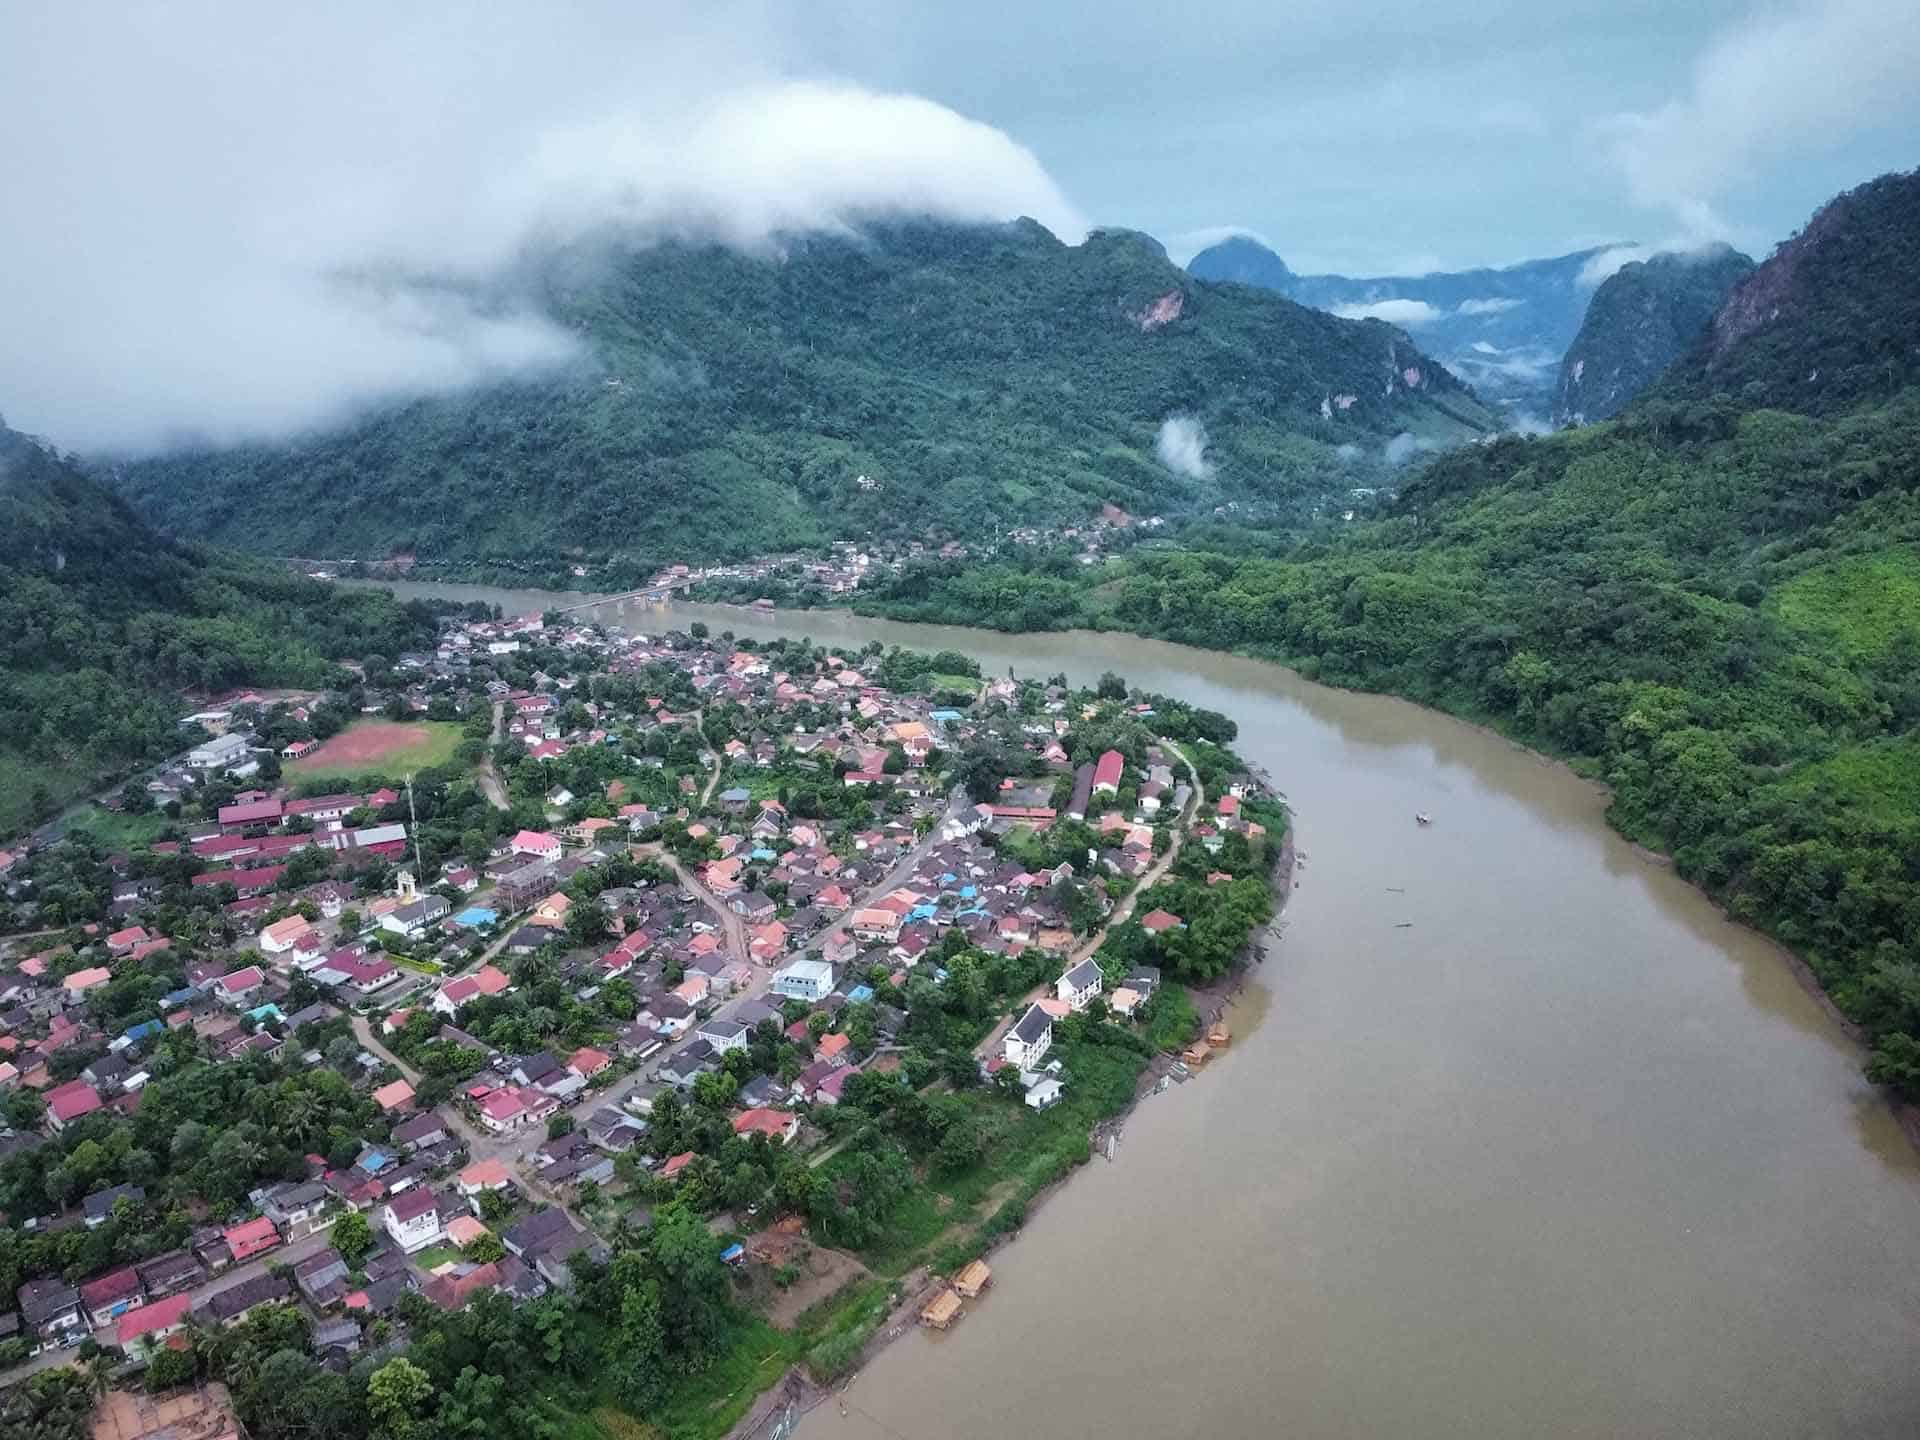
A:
[
  {"left": 408, "top": 1244, "right": 464, "bottom": 1272},
  {"left": 61, "top": 805, "right": 172, "bottom": 850},
  {"left": 922, "top": 672, "right": 983, "bottom": 696},
  {"left": 288, "top": 720, "right": 465, "bottom": 781},
  {"left": 0, "top": 754, "right": 62, "bottom": 835}
]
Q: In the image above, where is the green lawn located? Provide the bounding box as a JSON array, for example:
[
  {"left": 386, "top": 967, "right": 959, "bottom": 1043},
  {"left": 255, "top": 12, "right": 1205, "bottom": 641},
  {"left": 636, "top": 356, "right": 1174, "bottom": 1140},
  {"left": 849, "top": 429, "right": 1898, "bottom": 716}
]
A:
[
  {"left": 0, "top": 754, "right": 72, "bottom": 835},
  {"left": 410, "top": 1244, "right": 464, "bottom": 1272},
  {"left": 923, "top": 672, "right": 982, "bottom": 696},
  {"left": 287, "top": 720, "right": 466, "bottom": 782},
  {"left": 61, "top": 805, "right": 172, "bottom": 850}
]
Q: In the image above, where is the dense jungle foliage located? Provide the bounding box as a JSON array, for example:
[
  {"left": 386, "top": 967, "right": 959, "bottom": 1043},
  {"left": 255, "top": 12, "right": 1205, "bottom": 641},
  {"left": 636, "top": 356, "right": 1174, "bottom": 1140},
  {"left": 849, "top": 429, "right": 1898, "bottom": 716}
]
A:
[
  {"left": 109, "top": 220, "right": 1490, "bottom": 571},
  {"left": 0, "top": 424, "right": 435, "bottom": 831},
  {"left": 856, "top": 171, "right": 1920, "bottom": 1095}
]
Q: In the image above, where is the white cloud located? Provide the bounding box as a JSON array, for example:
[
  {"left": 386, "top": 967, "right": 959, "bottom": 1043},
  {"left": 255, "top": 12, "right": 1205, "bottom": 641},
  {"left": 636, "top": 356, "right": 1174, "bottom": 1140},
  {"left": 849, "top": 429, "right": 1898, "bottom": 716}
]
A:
[
  {"left": 1383, "top": 431, "right": 1440, "bottom": 465},
  {"left": 1574, "top": 237, "right": 1740, "bottom": 289},
  {"left": 1599, "top": 0, "right": 1920, "bottom": 237},
  {"left": 1455, "top": 297, "right": 1524, "bottom": 316},
  {"left": 1155, "top": 415, "right": 1215, "bottom": 480},
  {"left": 0, "top": 6, "right": 1084, "bottom": 452},
  {"left": 1331, "top": 299, "right": 1445, "bottom": 327}
]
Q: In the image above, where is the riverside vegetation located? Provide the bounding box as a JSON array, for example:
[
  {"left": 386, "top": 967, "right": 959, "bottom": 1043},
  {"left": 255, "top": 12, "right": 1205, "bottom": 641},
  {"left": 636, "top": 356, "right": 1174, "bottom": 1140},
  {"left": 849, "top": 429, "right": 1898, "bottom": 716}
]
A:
[{"left": 843, "top": 171, "right": 1920, "bottom": 1100}]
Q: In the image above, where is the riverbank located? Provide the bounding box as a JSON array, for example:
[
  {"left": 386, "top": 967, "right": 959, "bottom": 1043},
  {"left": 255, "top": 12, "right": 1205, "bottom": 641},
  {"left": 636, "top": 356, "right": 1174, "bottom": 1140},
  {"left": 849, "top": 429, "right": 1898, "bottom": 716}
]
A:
[
  {"left": 722, "top": 819, "right": 1301, "bottom": 1440},
  {"left": 361, "top": 579, "right": 1920, "bottom": 1440}
]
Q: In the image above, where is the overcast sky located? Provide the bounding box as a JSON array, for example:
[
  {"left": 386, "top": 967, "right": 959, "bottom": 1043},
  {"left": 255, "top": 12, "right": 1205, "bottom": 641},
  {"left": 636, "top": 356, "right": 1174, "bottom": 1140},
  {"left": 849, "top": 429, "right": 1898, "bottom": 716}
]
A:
[{"left": 1, "top": 1, "right": 1914, "bottom": 451}]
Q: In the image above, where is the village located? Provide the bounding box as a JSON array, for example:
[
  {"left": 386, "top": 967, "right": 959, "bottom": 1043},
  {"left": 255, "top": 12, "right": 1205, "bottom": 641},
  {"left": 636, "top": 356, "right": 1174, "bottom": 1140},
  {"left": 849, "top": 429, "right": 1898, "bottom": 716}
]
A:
[{"left": 0, "top": 605, "right": 1286, "bottom": 1437}]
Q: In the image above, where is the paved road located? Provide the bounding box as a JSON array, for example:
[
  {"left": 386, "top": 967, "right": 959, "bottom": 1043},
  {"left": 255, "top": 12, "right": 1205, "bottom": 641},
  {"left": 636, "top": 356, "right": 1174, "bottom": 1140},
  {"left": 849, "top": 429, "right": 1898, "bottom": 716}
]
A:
[
  {"left": 693, "top": 709, "right": 723, "bottom": 807},
  {"left": 798, "top": 787, "right": 971, "bottom": 961},
  {"left": 1066, "top": 741, "right": 1203, "bottom": 966},
  {"left": 630, "top": 844, "right": 747, "bottom": 963}
]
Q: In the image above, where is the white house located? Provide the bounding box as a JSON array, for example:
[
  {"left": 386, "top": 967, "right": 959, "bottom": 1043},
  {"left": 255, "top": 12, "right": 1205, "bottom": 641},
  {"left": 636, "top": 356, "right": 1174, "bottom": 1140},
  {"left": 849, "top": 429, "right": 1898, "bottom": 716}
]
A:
[
  {"left": 379, "top": 895, "right": 450, "bottom": 940},
  {"left": 258, "top": 915, "right": 313, "bottom": 956},
  {"left": 697, "top": 1018, "right": 749, "bottom": 1054},
  {"left": 771, "top": 958, "right": 835, "bottom": 1002},
  {"left": 187, "top": 733, "right": 252, "bottom": 773},
  {"left": 382, "top": 1188, "right": 443, "bottom": 1253},
  {"left": 1023, "top": 1075, "right": 1065, "bottom": 1110},
  {"left": 1003, "top": 1004, "right": 1053, "bottom": 1070},
  {"left": 1055, "top": 959, "right": 1103, "bottom": 1013},
  {"left": 510, "top": 829, "right": 563, "bottom": 861}
]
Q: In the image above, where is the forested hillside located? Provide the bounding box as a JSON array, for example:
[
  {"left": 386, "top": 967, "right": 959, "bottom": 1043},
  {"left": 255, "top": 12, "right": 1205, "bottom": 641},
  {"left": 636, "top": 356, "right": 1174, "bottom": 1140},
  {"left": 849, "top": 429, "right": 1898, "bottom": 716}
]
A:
[
  {"left": 858, "top": 171, "right": 1920, "bottom": 1096},
  {"left": 109, "top": 221, "right": 1491, "bottom": 574},
  {"left": 1553, "top": 244, "right": 1754, "bottom": 423},
  {"left": 0, "top": 424, "right": 434, "bottom": 831}
]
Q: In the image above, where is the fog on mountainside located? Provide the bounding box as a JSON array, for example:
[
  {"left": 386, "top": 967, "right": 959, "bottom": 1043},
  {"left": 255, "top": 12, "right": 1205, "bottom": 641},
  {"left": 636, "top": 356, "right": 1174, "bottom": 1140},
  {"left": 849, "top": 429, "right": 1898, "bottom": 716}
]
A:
[
  {"left": 107, "top": 222, "right": 1492, "bottom": 571},
  {"left": 1186, "top": 236, "right": 1634, "bottom": 418}
]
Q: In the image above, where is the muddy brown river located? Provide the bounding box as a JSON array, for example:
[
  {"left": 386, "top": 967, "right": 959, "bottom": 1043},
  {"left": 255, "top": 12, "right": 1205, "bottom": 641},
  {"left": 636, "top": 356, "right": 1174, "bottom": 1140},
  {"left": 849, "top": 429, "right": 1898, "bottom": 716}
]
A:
[{"left": 384, "top": 583, "right": 1920, "bottom": 1437}]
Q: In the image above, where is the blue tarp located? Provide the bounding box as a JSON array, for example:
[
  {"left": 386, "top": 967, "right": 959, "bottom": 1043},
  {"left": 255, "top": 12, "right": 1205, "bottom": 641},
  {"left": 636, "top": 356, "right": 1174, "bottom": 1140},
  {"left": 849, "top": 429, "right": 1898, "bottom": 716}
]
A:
[
  {"left": 454, "top": 907, "right": 498, "bottom": 927},
  {"left": 847, "top": 985, "right": 875, "bottom": 1004}
]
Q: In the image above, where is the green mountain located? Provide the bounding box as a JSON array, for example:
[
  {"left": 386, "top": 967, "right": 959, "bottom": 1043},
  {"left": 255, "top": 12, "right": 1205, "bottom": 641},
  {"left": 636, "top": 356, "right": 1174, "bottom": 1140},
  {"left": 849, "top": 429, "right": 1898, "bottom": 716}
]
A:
[
  {"left": 1650, "top": 169, "right": 1920, "bottom": 416},
  {"left": 108, "top": 221, "right": 1492, "bottom": 576},
  {"left": 1187, "top": 236, "right": 1633, "bottom": 415},
  {"left": 1552, "top": 244, "right": 1755, "bottom": 424},
  {"left": 0, "top": 422, "right": 433, "bottom": 833},
  {"left": 859, "top": 171, "right": 1920, "bottom": 1096}
]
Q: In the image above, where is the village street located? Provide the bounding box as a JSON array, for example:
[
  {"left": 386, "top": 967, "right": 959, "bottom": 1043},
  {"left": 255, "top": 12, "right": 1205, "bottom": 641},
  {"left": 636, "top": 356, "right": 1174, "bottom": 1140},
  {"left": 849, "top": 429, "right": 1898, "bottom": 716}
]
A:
[
  {"left": 798, "top": 786, "right": 972, "bottom": 960},
  {"left": 476, "top": 700, "right": 509, "bottom": 810}
]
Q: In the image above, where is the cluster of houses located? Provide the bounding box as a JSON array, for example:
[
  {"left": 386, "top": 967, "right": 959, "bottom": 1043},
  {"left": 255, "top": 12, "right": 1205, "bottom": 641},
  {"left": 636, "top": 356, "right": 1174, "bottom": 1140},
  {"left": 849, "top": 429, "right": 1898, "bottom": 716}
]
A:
[{"left": 0, "top": 598, "right": 1275, "bottom": 1374}]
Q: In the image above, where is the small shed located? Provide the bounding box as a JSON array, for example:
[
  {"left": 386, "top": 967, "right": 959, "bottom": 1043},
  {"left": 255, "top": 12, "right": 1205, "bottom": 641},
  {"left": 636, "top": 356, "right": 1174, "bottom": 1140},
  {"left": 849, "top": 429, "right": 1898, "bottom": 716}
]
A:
[
  {"left": 919, "top": 1289, "right": 963, "bottom": 1330},
  {"left": 952, "top": 1260, "right": 992, "bottom": 1298}
]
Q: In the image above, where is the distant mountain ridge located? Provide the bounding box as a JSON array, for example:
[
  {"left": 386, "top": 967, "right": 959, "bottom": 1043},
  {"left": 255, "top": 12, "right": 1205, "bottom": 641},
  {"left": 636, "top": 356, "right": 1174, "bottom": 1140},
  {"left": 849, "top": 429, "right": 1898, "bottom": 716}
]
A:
[
  {"left": 106, "top": 219, "right": 1492, "bottom": 575},
  {"left": 1553, "top": 244, "right": 1755, "bottom": 424},
  {"left": 1187, "top": 236, "right": 1634, "bottom": 416}
]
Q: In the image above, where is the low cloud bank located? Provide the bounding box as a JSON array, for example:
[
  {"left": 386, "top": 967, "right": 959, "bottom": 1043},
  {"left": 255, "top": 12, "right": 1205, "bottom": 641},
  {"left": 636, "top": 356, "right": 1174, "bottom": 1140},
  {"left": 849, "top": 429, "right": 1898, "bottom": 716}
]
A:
[
  {"left": 1155, "top": 415, "right": 1215, "bottom": 480},
  {"left": 0, "top": 7, "right": 1083, "bottom": 452}
]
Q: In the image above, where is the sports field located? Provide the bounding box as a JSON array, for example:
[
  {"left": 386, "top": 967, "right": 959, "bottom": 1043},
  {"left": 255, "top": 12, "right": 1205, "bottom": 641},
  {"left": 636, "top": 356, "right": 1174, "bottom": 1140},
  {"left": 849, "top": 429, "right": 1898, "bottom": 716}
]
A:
[{"left": 287, "top": 720, "right": 463, "bottom": 780}]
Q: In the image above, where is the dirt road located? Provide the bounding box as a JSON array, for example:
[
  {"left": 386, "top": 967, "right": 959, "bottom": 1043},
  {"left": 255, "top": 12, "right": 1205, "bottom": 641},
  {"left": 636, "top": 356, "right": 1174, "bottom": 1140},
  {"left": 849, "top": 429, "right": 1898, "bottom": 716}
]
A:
[{"left": 478, "top": 701, "right": 509, "bottom": 811}]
